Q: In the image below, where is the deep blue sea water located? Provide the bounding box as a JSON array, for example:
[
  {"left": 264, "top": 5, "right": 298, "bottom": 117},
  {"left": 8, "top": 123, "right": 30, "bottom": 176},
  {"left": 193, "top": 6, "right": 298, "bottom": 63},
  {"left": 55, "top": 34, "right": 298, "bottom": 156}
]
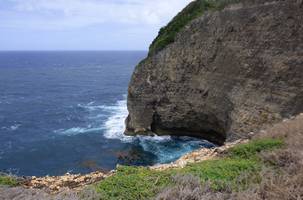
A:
[{"left": 0, "top": 51, "right": 214, "bottom": 176}]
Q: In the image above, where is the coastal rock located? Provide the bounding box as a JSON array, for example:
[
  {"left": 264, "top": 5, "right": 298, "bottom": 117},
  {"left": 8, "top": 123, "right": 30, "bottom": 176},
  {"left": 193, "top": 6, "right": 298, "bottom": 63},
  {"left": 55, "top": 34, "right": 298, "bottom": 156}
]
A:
[
  {"left": 126, "top": 0, "right": 303, "bottom": 144},
  {"left": 150, "top": 139, "right": 248, "bottom": 171},
  {"left": 23, "top": 171, "right": 113, "bottom": 193}
]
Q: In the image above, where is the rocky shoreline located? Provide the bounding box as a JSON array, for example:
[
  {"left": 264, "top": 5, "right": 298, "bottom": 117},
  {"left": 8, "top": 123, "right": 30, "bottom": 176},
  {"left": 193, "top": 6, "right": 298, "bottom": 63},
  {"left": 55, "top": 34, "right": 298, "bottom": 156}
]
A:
[
  {"left": 2, "top": 114, "right": 301, "bottom": 200},
  {"left": 3, "top": 114, "right": 301, "bottom": 199},
  {"left": 150, "top": 139, "right": 248, "bottom": 171},
  {"left": 1, "top": 138, "right": 248, "bottom": 195},
  {"left": 23, "top": 171, "right": 113, "bottom": 193}
]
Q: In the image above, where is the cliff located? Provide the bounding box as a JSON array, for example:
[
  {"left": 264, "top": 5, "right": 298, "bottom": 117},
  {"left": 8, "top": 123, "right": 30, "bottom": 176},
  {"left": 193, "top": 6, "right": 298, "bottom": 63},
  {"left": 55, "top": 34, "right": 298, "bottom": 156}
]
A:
[{"left": 125, "top": 0, "right": 303, "bottom": 145}]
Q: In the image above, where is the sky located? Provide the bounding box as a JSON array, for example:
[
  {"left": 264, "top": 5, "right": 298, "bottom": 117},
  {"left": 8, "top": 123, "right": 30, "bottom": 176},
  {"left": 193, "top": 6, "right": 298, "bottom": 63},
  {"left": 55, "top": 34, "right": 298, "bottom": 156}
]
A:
[{"left": 0, "top": 0, "right": 193, "bottom": 50}]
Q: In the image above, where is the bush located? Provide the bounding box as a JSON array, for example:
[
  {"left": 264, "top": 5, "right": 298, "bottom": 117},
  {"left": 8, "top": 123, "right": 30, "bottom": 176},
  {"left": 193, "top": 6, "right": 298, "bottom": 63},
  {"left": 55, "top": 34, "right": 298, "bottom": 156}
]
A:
[
  {"left": 0, "top": 175, "right": 18, "bottom": 187},
  {"left": 228, "top": 139, "right": 283, "bottom": 159},
  {"left": 180, "top": 158, "right": 260, "bottom": 191},
  {"left": 95, "top": 166, "right": 174, "bottom": 200}
]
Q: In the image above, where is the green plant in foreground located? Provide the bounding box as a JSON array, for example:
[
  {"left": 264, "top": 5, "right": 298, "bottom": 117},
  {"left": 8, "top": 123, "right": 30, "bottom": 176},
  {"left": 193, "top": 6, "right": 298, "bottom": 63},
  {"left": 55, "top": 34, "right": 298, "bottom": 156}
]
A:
[
  {"left": 95, "top": 138, "right": 283, "bottom": 200},
  {"left": 96, "top": 166, "right": 175, "bottom": 200},
  {"left": 0, "top": 176, "right": 18, "bottom": 187},
  {"left": 181, "top": 158, "right": 260, "bottom": 190}
]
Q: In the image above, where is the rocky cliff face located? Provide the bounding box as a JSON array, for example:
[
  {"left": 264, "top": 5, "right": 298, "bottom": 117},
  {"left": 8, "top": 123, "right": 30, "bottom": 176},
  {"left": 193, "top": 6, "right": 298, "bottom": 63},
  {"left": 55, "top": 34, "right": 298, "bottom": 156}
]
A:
[{"left": 125, "top": 0, "right": 303, "bottom": 145}]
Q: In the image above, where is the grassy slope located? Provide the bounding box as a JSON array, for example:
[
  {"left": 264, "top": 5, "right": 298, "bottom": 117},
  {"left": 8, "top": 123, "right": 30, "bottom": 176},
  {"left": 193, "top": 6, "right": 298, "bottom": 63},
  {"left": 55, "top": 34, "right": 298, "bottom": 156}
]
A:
[
  {"left": 149, "top": 0, "right": 240, "bottom": 55},
  {"left": 95, "top": 139, "right": 283, "bottom": 200}
]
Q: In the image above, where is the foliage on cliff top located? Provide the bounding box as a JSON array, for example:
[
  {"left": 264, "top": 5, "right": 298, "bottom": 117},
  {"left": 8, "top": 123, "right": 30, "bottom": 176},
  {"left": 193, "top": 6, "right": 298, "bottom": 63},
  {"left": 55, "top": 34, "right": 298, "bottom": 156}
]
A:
[
  {"left": 95, "top": 138, "right": 282, "bottom": 200},
  {"left": 149, "top": 0, "right": 241, "bottom": 55}
]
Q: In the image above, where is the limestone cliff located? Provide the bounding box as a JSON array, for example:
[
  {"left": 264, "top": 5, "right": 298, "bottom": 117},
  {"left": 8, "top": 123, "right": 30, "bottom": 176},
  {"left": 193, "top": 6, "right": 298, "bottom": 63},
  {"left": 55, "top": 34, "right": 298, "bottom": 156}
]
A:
[{"left": 125, "top": 0, "right": 303, "bottom": 145}]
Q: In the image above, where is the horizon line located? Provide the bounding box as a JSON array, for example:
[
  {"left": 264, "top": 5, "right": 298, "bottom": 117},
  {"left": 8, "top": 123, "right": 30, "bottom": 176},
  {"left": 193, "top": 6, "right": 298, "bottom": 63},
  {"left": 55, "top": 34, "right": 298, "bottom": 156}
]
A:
[{"left": 0, "top": 50, "right": 148, "bottom": 52}]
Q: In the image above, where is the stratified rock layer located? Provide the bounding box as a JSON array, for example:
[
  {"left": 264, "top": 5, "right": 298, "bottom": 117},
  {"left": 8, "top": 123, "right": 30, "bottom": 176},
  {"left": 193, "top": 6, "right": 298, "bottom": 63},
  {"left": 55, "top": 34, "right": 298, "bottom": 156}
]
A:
[{"left": 126, "top": 0, "right": 303, "bottom": 144}]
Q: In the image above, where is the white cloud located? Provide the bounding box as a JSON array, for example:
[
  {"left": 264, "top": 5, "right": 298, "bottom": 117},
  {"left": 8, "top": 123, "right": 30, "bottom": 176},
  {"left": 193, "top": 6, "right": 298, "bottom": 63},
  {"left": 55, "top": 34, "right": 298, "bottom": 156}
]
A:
[{"left": 2, "top": 0, "right": 193, "bottom": 30}]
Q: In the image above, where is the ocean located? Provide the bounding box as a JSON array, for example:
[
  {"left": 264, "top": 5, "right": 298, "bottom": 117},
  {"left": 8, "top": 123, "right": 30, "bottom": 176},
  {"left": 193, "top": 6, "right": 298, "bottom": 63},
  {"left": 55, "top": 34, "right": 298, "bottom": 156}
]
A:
[{"left": 0, "top": 51, "right": 214, "bottom": 176}]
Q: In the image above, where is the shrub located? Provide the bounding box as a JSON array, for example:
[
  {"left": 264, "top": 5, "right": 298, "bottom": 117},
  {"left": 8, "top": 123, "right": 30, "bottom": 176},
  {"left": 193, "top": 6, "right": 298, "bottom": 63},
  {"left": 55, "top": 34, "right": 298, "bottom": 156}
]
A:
[
  {"left": 0, "top": 175, "right": 18, "bottom": 187},
  {"left": 228, "top": 139, "right": 283, "bottom": 159},
  {"left": 95, "top": 166, "right": 174, "bottom": 200},
  {"left": 180, "top": 158, "right": 260, "bottom": 191}
]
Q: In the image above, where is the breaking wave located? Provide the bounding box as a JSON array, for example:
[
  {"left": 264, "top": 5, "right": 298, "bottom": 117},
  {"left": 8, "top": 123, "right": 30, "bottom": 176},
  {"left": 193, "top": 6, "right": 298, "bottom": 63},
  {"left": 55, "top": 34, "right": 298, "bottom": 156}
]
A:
[
  {"left": 101, "top": 96, "right": 215, "bottom": 164},
  {"left": 54, "top": 95, "right": 215, "bottom": 164},
  {"left": 54, "top": 127, "right": 103, "bottom": 136},
  {"left": 102, "top": 98, "right": 134, "bottom": 142}
]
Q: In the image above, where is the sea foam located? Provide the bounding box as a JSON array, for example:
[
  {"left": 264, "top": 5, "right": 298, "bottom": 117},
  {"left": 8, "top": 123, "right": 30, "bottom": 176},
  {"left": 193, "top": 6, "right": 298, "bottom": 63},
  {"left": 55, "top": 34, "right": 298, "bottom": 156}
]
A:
[
  {"left": 54, "top": 127, "right": 103, "bottom": 136},
  {"left": 101, "top": 97, "right": 215, "bottom": 163},
  {"left": 54, "top": 96, "right": 214, "bottom": 164},
  {"left": 103, "top": 98, "right": 134, "bottom": 142},
  {"left": 102, "top": 97, "right": 172, "bottom": 143}
]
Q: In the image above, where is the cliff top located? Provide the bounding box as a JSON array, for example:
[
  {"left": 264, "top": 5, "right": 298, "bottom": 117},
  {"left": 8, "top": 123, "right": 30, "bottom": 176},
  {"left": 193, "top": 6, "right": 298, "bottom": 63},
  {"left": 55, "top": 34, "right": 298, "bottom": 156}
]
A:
[{"left": 149, "top": 0, "right": 241, "bottom": 55}]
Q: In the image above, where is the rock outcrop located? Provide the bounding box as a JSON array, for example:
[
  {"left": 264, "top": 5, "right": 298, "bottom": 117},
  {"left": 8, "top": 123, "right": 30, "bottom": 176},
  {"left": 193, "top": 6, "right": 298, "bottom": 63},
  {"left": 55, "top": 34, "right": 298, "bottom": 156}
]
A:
[
  {"left": 150, "top": 139, "right": 248, "bottom": 171},
  {"left": 125, "top": 0, "right": 303, "bottom": 145}
]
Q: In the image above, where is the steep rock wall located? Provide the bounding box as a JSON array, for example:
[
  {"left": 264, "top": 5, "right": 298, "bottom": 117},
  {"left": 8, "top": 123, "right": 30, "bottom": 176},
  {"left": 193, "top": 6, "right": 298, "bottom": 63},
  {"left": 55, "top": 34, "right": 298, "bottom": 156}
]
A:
[{"left": 125, "top": 0, "right": 303, "bottom": 144}]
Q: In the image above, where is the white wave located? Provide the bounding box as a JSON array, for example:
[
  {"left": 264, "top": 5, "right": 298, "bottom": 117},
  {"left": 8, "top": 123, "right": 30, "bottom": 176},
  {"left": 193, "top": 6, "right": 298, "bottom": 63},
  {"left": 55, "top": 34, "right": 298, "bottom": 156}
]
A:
[
  {"left": 101, "top": 97, "right": 174, "bottom": 143},
  {"left": 56, "top": 95, "right": 211, "bottom": 165},
  {"left": 136, "top": 134, "right": 172, "bottom": 143},
  {"left": 139, "top": 137, "right": 213, "bottom": 163},
  {"left": 55, "top": 96, "right": 212, "bottom": 164},
  {"left": 77, "top": 103, "right": 106, "bottom": 112},
  {"left": 61, "top": 96, "right": 145, "bottom": 140},
  {"left": 103, "top": 98, "right": 134, "bottom": 142},
  {"left": 54, "top": 127, "right": 102, "bottom": 136},
  {"left": 54, "top": 101, "right": 107, "bottom": 136},
  {"left": 1, "top": 124, "right": 21, "bottom": 131},
  {"left": 10, "top": 124, "right": 21, "bottom": 131}
]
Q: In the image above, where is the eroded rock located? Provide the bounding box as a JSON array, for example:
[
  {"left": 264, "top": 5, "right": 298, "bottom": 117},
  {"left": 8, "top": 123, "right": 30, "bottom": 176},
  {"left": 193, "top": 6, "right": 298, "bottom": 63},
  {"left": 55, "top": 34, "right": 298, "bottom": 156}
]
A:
[{"left": 126, "top": 0, "right": 303, "bottom": 144}]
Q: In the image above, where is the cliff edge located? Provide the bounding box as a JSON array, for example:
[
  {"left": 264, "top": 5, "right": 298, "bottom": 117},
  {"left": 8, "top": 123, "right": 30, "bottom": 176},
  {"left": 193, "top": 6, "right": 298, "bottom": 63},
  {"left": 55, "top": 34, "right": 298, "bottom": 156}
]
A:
[{"left": 125, "top": 0, "right": 303, "bottom": 145}]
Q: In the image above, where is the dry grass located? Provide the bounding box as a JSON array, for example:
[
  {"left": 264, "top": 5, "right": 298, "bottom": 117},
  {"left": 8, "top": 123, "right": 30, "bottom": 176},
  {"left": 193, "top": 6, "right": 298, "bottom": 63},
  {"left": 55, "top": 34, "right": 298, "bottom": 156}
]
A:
[
  {"left": 236, "top": 114, "right": 303, "bottom": 200},
  {"left": 156, "top": 114, "right": 303, "bottom": 200},
  {"left": 155, "top": 174, "right": 230, "bottom": 200}
]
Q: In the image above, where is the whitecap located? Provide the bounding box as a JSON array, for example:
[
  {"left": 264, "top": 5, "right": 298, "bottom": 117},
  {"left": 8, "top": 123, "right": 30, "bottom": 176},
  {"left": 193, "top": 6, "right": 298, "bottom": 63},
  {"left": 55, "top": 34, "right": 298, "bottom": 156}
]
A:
[
  {"left": 101, "top": 96, "right": 216, "bottom": 163},
  {"left": 1, "top": 124, "right": 21, "bottom": 131},
  {"left": 54, "top": 127, "right": 102, "bottom": 136},
  {"left": 102, "top": 98, "right": 134, "bottom": 142},
  {"left": 101, "top": 96, "right": 175, "bottom": 143},
  {"left": 138, "top": 137, "right": 214, "bottom": 163},
  {"left": 54, "top": 101, "right": 107, "bottom": 136},
  {"left": 10, "top": 124, "right": 21, "bottom": 131},
  {"left": 87, "top": 101, "right": 95, "bottom": 106},
  {"left": 56, "top": 95, "right": 213, "bottom": 164},
  {"left": 101, "top": 97, "right": 190, "bottom": 144},
  {"left": 77, "top": 102, "right": 106, "bottom": 112}
]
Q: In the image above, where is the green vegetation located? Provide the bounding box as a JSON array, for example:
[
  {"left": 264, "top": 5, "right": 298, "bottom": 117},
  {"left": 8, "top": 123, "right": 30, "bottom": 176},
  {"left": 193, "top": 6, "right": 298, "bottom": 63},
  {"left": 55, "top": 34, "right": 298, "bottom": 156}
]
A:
[
  {"left": 181, "top": 158, "right": 260, "bottom": 191},
  {"left": 96, "top": 166, "right": 174, "bottom": 200},
  {"left": 95, "top": 138, "right": 283, "bottom": 200},
  {"left": 149, "top": 0, "right": 241, "bottom": 55},
  {"left": 228, "top": 138, "right": 283, "bottom": 159},
  {"left": 0, "top": 175, "right": 18, "bottom": 187}
]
